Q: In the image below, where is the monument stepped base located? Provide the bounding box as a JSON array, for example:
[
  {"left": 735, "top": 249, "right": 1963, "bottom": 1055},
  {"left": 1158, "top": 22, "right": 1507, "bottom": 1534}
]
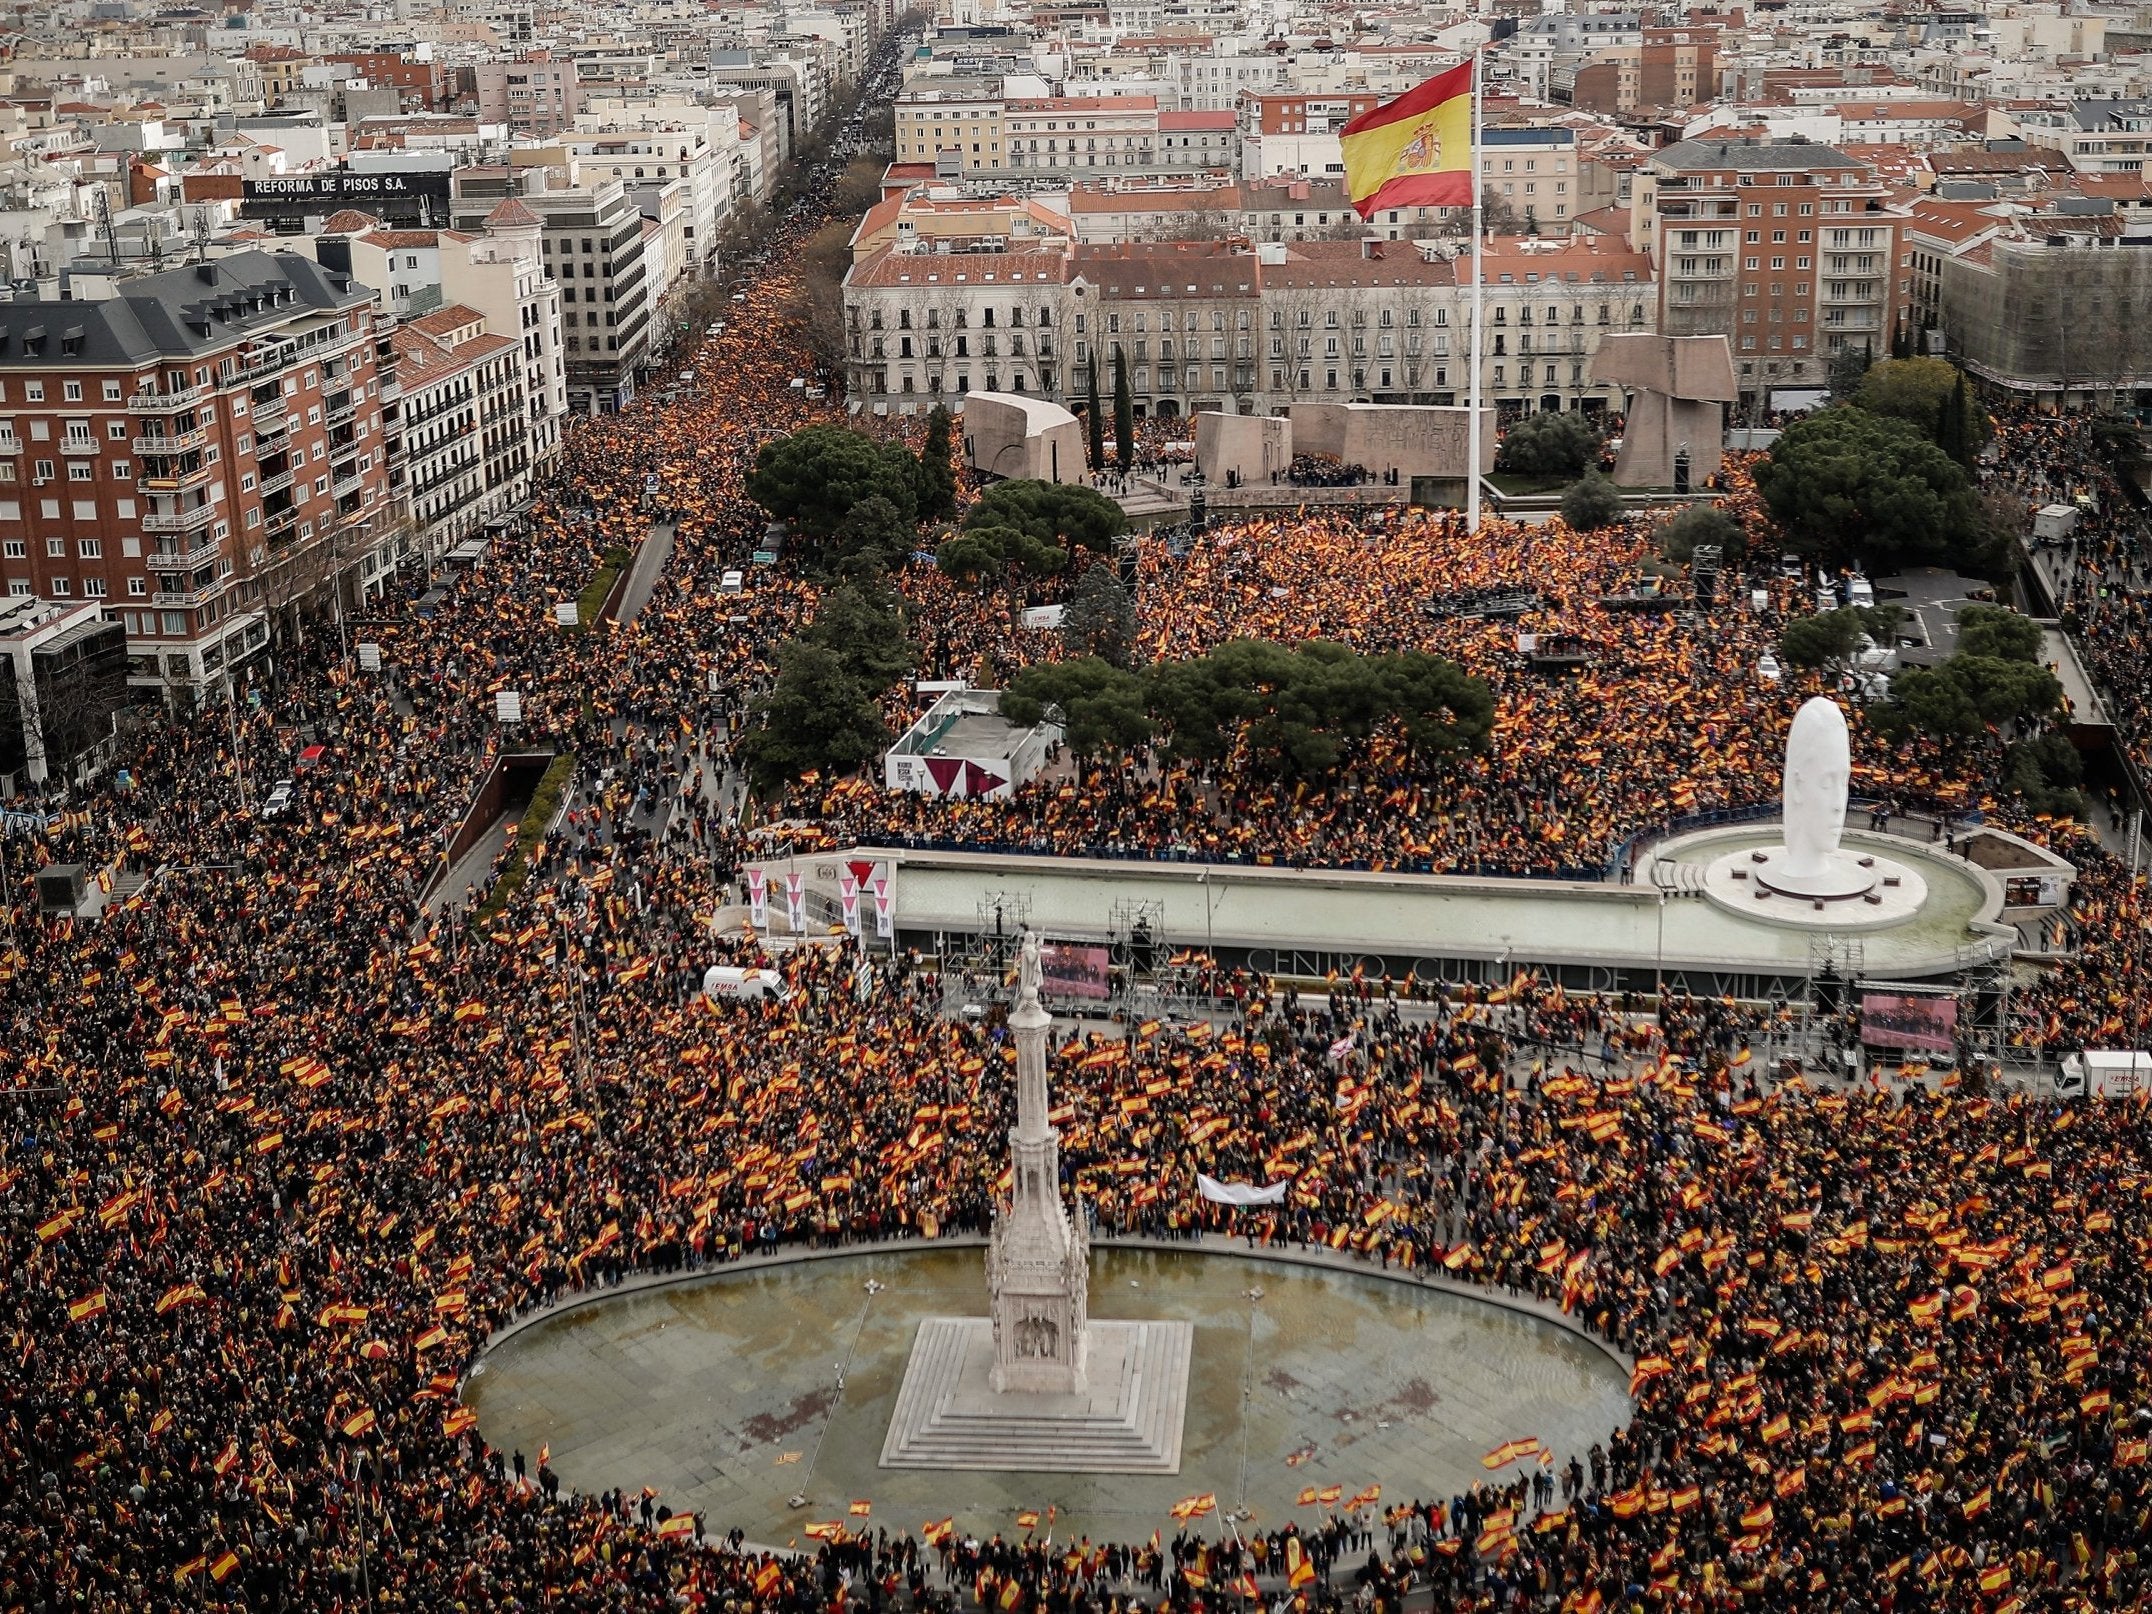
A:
[{"left": 880, "top": 1317, "right": 1193, "bottom": 1473}]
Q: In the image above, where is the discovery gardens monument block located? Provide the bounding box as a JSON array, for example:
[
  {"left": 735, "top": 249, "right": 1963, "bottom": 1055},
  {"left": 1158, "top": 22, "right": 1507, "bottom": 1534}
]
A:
[{"left": 881, "top": 935, "right": 1194, "bottom": 1473}]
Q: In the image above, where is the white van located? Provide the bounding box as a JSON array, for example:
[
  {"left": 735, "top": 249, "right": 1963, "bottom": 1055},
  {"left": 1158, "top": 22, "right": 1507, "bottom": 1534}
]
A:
[
  {"left": 720, "top": 569, "right": 745, "bottom": 595},
  {"left": 703, "top": 966, "right": 790, "bottom": 1003},
  {"left": 1847, "top": 575, "right": 1875, "bottom": 609},
  {"left": 2057, "top": 1049, "right": 2151, "bottom": 1098}
]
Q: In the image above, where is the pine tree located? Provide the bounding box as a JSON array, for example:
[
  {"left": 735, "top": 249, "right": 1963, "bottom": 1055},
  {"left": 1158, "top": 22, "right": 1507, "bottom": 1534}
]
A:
[
  {"left": 1085, "top": 360, "right": 1105, "bottom": 471},
  {"left": 1112, "top": 348, "right": 1135, "bottom": 470},
  {"left": 915, "top": 403, "right": 957, "bottom": 522},
  {"left": 1890, "top": 317, "right": 1913, "bottom": 362}
]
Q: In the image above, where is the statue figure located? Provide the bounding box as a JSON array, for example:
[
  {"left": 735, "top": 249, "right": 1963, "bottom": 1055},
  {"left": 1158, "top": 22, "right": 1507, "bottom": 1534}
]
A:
[
  {"left": 1781, "top": 697, "right": 1851, "bottom": 880},
  {"left": 1017, "top": 930, "right": 1043, "bottom": 1003}
]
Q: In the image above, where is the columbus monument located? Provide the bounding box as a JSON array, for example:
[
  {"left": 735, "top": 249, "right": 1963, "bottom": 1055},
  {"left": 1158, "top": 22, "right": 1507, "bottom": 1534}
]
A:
[{"left": 881, "top": 933, "right": 1193, "bottom": 1472}]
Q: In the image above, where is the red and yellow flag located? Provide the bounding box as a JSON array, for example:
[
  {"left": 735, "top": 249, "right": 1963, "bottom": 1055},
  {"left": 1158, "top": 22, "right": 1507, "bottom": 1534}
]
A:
[{"left": 1340, "top": 60, "right": 1473, "bottom": 219}]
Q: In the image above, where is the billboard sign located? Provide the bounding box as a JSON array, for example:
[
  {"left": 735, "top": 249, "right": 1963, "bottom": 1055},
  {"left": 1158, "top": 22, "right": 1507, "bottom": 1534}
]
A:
[
  {"left": 1860, "top": 992, "right": 1958, "bottom": 1054},
  {"left": 240, "top": 169, "right": 451, "bottom": 217},
  {"left": 1040, "top": 942, "right": 1111, "bottom": 1001}
]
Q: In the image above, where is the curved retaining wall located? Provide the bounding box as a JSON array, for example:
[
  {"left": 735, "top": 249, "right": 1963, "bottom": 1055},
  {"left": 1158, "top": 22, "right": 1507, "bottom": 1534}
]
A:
[{"left": 473, "top": 1229, "right": 1633, "bottom": 1375}]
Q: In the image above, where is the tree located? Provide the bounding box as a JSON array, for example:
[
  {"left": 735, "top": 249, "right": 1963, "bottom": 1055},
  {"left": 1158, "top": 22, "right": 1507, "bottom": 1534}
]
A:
[
  {"left": 1855, "top": 358, "right": 1992, "bottom": 464},
  {"left": 787, "top": 220, "right": 855, "bottom": 384},
  {"left": 1954, "top": 603, "right": 2042, "bottom": 664},
  {"left": 1657, "top": 502, "right": 1747, "bottom": 565},
  {"left": 1112, "top": 347, "right": 1134, "bottom": 469},
  {"left": 737, "top": 641, "right": 891, "bottom": 796},
  {"left": 915, "top": 404, "right": 958, "bottom": 523},
  {"left": 1559, "top": 470, "right": 1623, "bottom": 531},
  {"left": 1876, "top": 655, "right": 2060, "bottom": 742},
  {"left": 799, "top": 579, "right": 914, "bottom": 692},
  {"left": 1061, "top": 563, "right": 1138, "bottom": 668},
  {"left": 2002, "top": 732, "right": 2089, "bottom": 820},
  {"left": 834, "top": 156, "right": 884, "bottom": 219},
  {"left": 936, "top": 523, "right": 1066, "bottom": 590},
  {"left": 831, "top": 495, "right": 913, "bottom": 574},
  {"left": 1373, "top": 651, "right": 1495, "bottom": 759},
  {"left": 747, "top": 425, "right": 920, "bottom": 539},
  {"left": 1000, "top": 658, "right": 1154, "bottom": 758},
  {"left": 963, "top": 479, "right": 1129, "bottom": 553},
  {"left": 1753, "top": 407, "right": 1986, "bottom": 573},
  {"left": 1779, "top": 608, "right": 1867, "bottom": 670},
  {"left": 1085, "top": 360, "right": 1105, "bottom": 472},
  {"left": 1496, "top": 411, "right": 1599, "bottom": 479},
  {"left": 1827, "top": 341, "right": 1874, "bottom": 402},
  {"left": 1890, "top": 316, "right": 1914, "bottom": 362}
]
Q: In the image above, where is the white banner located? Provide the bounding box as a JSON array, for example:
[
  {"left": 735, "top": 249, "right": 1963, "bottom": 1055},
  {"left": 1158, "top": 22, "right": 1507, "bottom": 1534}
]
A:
[
  {"left": 746, "top": 867, "right": 768, "bottom": 929},
  {"left": 871, "top": 875, "right": 893, "bottom": 940},
  {"left": 784, "top": 869, "right": 806, "bottom": 932},
  {"left": 839, "top": 870, "right": 861, "bottom": 936},
  {"left": 1197, "top": 1174, "right": 1290, "bottom": 1207}
]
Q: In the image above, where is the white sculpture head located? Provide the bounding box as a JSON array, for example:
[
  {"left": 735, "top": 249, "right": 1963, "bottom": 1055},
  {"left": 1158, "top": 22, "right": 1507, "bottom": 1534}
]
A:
[{"left": 1781, "top": 696, "right": 1851, "bottom": 877}]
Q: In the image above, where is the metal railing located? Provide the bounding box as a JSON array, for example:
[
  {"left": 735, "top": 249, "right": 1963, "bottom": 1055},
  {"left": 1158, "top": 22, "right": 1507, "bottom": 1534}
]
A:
[
  {"left": 128, "top": 386, "right": 203, "bottom": 412},
  {"left": 133, "top": 427, "right": 210, "bottom": 456},
  {"left": 145, "top": 538, "right": 221, "bottom": 573},
  {"left": 142, "top": 504, "right": 216, "bottom": 534}
]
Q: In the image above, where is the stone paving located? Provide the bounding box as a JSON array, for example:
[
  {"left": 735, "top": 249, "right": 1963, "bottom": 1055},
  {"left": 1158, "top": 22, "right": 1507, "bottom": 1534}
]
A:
[{"left": 462, "top": 1246, "right": 1630, "bottom": 1545}]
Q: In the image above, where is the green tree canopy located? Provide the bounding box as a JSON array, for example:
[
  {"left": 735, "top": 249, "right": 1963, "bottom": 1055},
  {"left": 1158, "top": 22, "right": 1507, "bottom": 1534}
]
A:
[
  {"left": 798, "top": 578, "right": 914, "bottom": 693},
  {"left": 1875, "top": 654, "right": 2061, "bottom": 741},
  {"left": 746, "top": 425, "right": 921, "bottom": 539},
  {"left": 1000, "top": 658, "right": 1154, "bottom": 758},
  {"left": 1496, "top": 411, "right": 1600, "bottom": 479},
  {"left": 1657, "top": 503, "right": 1747, "bottom": 565},
  {"left": 915, "top": 404, "right": 959, "bottom": 523},
  {"left": 1855, "top": 358, "right": 1992, "bottom": 461},
  {"left": 1954, "top": 603, "right": 2042, "bottom": 664},
  {"left": 1060, "top": 562, "right": 1139, "bottom": 668},
  {"left": 963, "top": 479, "right": 1129, "bottom": 553},
  {"left": 830, "top": 495, "right": 913, "bottom": 575},
  {"left": 1753, "top": 407, "right": 1987, "bottom": 573},
  {"left": 1560, "top": 470, "right": 1624, "bottom": 531},
  {"left": 737, "top": 640, "right": 892, "bottom": 796},
  {"left": 1779, "top": 608, "right": 1867, "bottom": 670},
  {"left": 935, "top": 523, "right": 1066, "bottom": 589}
]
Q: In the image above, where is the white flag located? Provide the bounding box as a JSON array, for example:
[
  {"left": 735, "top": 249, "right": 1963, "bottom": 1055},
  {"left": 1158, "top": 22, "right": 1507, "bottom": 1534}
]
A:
[{"left": 1197, "top": 1174, "right": 1290, "bottom": 1207}]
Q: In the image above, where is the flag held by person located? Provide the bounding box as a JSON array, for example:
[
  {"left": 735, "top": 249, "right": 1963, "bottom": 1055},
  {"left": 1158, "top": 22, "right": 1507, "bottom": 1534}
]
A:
[{"left": 1340, "top": 60, "right": 1474, "bottom": 220}]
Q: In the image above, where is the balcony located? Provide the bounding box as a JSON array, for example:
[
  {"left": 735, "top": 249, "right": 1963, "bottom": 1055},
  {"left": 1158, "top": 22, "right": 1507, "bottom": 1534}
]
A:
[
  {"left": 59, "top": 436, "right": 100, "bottom": 456},
  {"left": 0, "top": 434, "right": 17, "bottom": 456},
  {"left": 129, "top": 386, "right": 204, "bottom": 413},
  {"left": 324, "top": 395, "right": 357, "bottom": 426},
  {"left": 141, "top": 465, "right": 212, "bottom": 493},
  {"left": 331, "top": 473, "right": 364, "bottom": 500},
  {"left": 142, "top": 503, "right": 217, "bottom": 534},
  {"left": 154, "top": 579, "right": 228, "bottom": 610},
  {"left": 257, "top": 465, "right": 296, "bottom": 497},
  {"left": 133, "top": 427, "right": 210, "bottom": 456},
  {"left": 145, "top": 538, "right": 222, "bottom": 573},
  {"left": 252, "top": 403, "right": 290, "bottom": 438},
  {"left": 264, "top": 508, "right": 300, "bottom": 540}
]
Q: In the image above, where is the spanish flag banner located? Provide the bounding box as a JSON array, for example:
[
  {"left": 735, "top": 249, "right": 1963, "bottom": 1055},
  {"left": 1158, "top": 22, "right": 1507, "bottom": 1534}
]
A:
[{"left": 1340, "top": 60, "right": 1473, "bottom": 219}]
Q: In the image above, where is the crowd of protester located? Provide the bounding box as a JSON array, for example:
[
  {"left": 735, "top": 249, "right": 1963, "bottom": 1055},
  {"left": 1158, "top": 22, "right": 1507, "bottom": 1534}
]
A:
[{"left": 6, "top": 104, "right": 2152, "bottom": 1614}]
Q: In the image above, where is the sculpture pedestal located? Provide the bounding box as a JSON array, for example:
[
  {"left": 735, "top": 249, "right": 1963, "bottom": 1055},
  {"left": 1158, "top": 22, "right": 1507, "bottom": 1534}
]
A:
[
  {"left": 879, "top": 1317, "right": 1192, "bottom": 1473},
  {"left": 1700, "top": 842, "right": 1929, "bottom": 930}
]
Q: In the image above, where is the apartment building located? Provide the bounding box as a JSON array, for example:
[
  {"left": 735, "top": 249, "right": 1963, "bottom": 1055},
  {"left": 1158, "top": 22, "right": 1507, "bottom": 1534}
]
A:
[
  {"left": 389, "top": 304, "right": 530, "bottom": 555},
  {"left": 464, "top": 50, "right": 582, "bottom": 138},
  {"left": 560, "top": 120, "right": 724, "bottom": 275},
  {"left": 0, "top": 251, "right": 395, "bottom": 701},
  {"left": 894, "top": 85, "right": 1006, "bottom": 171},
  {"left": 449, "top": 165, "right": 650, "bottom": 414},
  {"left": 842, "top": 235, "right": 1654, "bottom": 420},
  {"left": 1632, "top": 137, "right": 1908, "bottom": 398},
  {"left": 1565, "top": 28, "right": 1720, "bottom": 118},
  {"left": 443, "top": 196, "right": 568, "bottom": 470}
]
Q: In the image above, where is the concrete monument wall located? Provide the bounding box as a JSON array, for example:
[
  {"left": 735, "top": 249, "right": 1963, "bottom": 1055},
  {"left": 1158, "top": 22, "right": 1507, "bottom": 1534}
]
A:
[
  {"left": 962, "top": 392, "right": 1087, "bottom": 485},
  {"left": 1590, "top": 334, "right": 1738, "bottom": 490},
  {"left": 1194, "top": 410, "right": 1292, "bottom": 486},
  {"left": 1288, "top": 402, "right": 1497, "bottom": 481}
]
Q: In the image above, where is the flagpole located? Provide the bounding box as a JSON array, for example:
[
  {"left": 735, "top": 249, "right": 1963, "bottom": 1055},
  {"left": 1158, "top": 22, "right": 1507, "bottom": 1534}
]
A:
[{"left": 1467, "top": 43, "right": 1485, "bottom": 534}]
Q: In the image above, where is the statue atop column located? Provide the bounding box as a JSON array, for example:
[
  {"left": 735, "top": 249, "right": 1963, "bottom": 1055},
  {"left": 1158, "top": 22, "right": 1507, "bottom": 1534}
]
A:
[{"left": 986, "top": 931, "right": 1090, "bottom": 1395}]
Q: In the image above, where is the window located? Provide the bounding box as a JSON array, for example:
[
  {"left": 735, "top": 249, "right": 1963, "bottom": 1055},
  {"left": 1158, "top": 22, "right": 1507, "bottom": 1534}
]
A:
[
  {"left": 129, "top": 576, "right": 146, "bottom": 597},
  {"left": 108, "top": 421, "right": 127, "bottom": 440},
  {"left": 63, "top": 381, "right": 82, "bottom": 401},
  {"left": 102, "top": 381, "right": 121, "bottom": 402},
  {"left": 24, "top": 382, "right": 42, "bottom": 402},
  {"left": 67, "top": 463, "right": 93, "bottom": 482},
  {"left": 79, "top": 538, "right": 100, "bottom": 559}
]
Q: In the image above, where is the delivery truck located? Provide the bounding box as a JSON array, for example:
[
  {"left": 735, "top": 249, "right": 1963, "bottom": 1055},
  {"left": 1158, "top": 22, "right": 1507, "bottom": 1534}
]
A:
[
  {"left": 702, "top": 966, "right": 790, "bottom": 1003},
  {"left": 2057, "top": 1049, "right": 2150, "bottom": 1098}
]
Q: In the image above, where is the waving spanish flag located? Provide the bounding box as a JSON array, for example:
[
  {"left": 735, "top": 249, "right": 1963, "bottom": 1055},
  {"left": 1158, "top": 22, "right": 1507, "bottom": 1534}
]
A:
[{"left": 1341, "top": 60, "right": 1473, "bottom": 219}]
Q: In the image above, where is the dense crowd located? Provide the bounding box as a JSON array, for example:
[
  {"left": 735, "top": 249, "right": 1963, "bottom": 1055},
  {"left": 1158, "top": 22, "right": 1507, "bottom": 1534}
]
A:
[{"left": 6, "top": 91, "right": 2152, "bottom": 1614}]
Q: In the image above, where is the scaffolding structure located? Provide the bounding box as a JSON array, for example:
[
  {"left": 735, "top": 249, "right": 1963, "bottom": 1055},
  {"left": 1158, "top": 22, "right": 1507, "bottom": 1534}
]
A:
[
  {"left": 1106, "top": 897, "right": 1203, "bottom": 1021},
  {"left": 1796, "top": 932, "right": 1867, "bottom": 1079},
  {"left": 937, "top": 891, "right": 1033, "bottom": 1016}
]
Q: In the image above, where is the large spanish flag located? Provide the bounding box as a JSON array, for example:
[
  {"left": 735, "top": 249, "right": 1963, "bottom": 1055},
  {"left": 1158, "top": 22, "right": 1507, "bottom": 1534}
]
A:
[{"left": 1340, "top": 60, "right": 1473, "bottom": 219}]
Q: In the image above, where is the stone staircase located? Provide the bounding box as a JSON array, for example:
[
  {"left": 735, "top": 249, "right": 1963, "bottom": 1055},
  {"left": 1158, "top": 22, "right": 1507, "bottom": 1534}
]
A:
[{"left": 879, "top": 1316, "right": 1192, "bottom": 1473}]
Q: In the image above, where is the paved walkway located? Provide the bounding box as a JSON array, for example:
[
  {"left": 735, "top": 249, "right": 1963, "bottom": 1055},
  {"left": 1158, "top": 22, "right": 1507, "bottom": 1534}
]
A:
[{"left": 616, "top": 521, "right": 677, "bottom": 625}]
